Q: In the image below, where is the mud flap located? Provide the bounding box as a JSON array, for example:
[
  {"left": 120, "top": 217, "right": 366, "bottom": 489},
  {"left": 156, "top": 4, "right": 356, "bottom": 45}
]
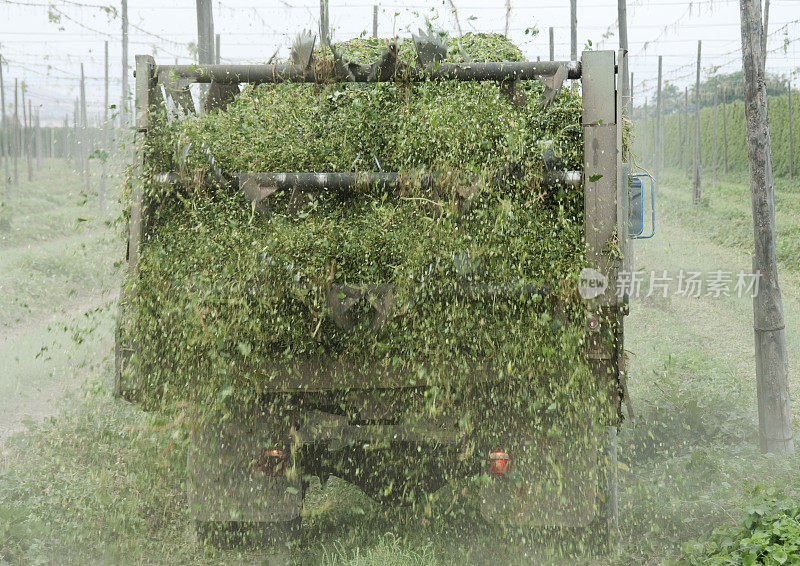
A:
[
  {"left": 478, "top": 426, "right": 603, "bottom": 528},
  {"left": 187, "top": 415, "right": 303, "bottom": 523}
]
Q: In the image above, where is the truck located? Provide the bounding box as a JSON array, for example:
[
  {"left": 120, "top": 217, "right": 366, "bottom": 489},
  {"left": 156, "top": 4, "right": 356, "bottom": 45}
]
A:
[{"left": 116, "top": 37, "right": 652, "bottom": 550}]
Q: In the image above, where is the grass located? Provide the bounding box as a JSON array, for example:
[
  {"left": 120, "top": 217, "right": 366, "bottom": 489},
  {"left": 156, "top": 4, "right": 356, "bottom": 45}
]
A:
[
  {"left": 616, "top": 169, "right": 800, "bottom": 563},
  {"left": 2, "top": 163, "right": 800, "bottom": 564},
  {"left": 0, "top": 160, "right": 120, "bottom": 328},
  {"left": 653, "top": 169, "right": 800, "bottom": 271}
]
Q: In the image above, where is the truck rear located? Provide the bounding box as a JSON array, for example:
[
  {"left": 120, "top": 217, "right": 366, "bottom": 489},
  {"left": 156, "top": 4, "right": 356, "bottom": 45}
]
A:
[{"left": 116, "top": 34, "right": 642, "bottom": 549}]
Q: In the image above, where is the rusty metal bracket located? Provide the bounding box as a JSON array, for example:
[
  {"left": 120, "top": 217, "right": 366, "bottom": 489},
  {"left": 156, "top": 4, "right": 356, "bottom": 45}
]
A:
[
  {"left": 539, "top": 64, "right": 568, "bottom": 109},
  {"left": 205, "top": 82, "right": 240, "bottom": 111},
  {"left": 290, "top": 30, "right": 316, "bottom": 68},
  {"left": 330, "top": 45, "right": 360, "bottom": 82},
  {"left": 158, "top": 69, "right": 195, "bottom": 115},
  {"left": 367, "top": 43, "right": 400, "bottom": 82},
  {"left": 412, "top": 28, "right": 447, "bottom": 66}
]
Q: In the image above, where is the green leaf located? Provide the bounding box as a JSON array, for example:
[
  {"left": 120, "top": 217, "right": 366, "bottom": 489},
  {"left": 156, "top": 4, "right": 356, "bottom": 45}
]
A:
[{"left": 588, "top": 174, "right": 603, "bottom": 182}]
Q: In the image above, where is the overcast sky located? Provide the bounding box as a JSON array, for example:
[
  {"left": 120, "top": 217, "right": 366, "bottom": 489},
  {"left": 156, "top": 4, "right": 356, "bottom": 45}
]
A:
[{"left": 2, "top": 0, "right": 800, "bottom": 124}]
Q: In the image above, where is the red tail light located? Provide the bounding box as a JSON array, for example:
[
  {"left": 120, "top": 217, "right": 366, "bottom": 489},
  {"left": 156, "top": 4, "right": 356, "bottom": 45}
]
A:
[
  {"left": 487, "top": 449, "right": 511, "bottom": 475},
  {"left": 258, "top": 447, "right": 287, "bottom": 477}
]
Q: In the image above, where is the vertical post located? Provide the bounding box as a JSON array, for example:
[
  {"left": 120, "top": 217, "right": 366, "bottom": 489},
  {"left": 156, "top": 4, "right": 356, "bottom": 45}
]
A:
[
  {"left": 661, "top": 108, "right": 665, "bottom": 170},
  {"left": 740, "top": 0, "right": 793, "bottom": 454},
  {"left": 570, "top": 0, "right": 577, "bottom": 61},
  {"left": 73, "top": 99, "right": 79, "bottom": 169},
  {"left": 504, "top": 0, "right": 511, "bottom": 36},
  {"left": 713, "top": 83, "right": 718, "bottom": 188},
  {"left": 101, "top": 39, "right": 109, "bottom": 210},
  {"left": 116, "top": 54, "right": 157, "bottom": 397},
  {"left": 13, "top": 79, "right": 18, "bottom": 186},
  {"left": 618, "top": 0, "right": 629, "bottom": 113},
  {"left": 693, "top": 40, "right": 702, "bottom": 203},
  {"left": 643, "top": 97, "right": 648, "bottom": 168},
  {"left": 196, "top": 0, "right": 215, "bottom": 64},
  {"left": 215, "top": 33, "right": 221, "bottom": 64},
  {"left": 121, "top": 0, "right": 129, "bottom": 128},
  {"left": 196, "top": 0, "right": 214, "bottom": 113},
  {"left": 80, "top": 63, "right": 90, "bottom": 195},
  {"left": 549, "top": 27, "right": 554, "bottom": 61},
  {"left": 789, "top": 81, "right": 794, "bottom": 180},
  {"left": 320, "top": 0, "right": 330, "bottom": 47},
  {"left": 373, "top": 5, "right": 378, "bottom": 38},
  {"left": 21, "top": 89, "right": 26, "bottom": 164},
  {"left": 684, "top": 86, "right": 690, "bottom": 179},
  {"left": 35, "top": 107, "right": 41, "bottom": 169},
  {"left": 63, "top": 115, "right": 68, "bottom": 161},
  {"left": 21, "top": 89, "right": 26, "bottom": 163},
  {"left": 23, "top": 91, "right": 32, "bottom": 181},
  {"left": 582, "top": 48, "right": 623, "bottom": 429},
  {"left": 680, "top": 88, "right": 685, "bottom": 171},
  {"left": 0, "top": 53, "right": 9, "bottom": 198},
  {"left": 654, "top": 55, "right": 662, "bottom": 180}
]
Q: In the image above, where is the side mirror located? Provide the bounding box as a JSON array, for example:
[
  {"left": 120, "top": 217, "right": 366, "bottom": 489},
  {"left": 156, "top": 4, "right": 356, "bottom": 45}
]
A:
[{"left": 628, "top": 173, "right": 655, "bottom": 239}]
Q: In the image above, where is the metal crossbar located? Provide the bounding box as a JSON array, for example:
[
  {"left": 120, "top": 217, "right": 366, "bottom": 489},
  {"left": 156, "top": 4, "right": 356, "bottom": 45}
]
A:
[{"left": 155, "top": 61, "right": 582, "bottom": 85}]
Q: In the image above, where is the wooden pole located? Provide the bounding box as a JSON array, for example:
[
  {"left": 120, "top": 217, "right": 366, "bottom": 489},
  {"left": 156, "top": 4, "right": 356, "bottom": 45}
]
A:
[
  {"left": 373, "top": 5, "right": 378, "bottom": 38},
  {"left": 101, "top": 40, "right": 109, "bottom": 210},
  {"left": 570, "top": 0, "right": 577, "bottom": 61},
  {"left": 661, "top": 110, "right": 665, "bottom": 169},
  {"left": 790, "top": 80, "right": 794, "bottom": 180},
  {"left": 693, "top": 40, "right": 702, "bottom": 203},
  {"left": 73, "top": 99, "right": 79, "bottom": 168},
  {"left": 684, "top": 86, "right": 690, "bottom": 179},
  {"left": 654, "top": 55, "right": 662, "bottom": 180},
  {"left": 618, "top": 0, "right": 629, "bottom": 113},
  {"left": 504, "top": 0, "right": 510, "bottom": 37},
  {"left": 80, "top": 63, "right": 90, "bottom": 194},
  {"left": 320, "top": 0, "right": 330, "bottom": 47},
  {"left": 13, "top": 79, "right": 18, "bottom": 186},
  {"left": 196, "top": 0, "right": 214, "bottom": 63},
  {"left": 713, "top": 83, "right": 718, "bottom": 188},
  {"left": 680, "top": 87, "right": 685, "bottom": 171},
  {"left": 20, "top": 89, "right": 26, "bottom": 160},
  {"left": 761, "top": 0, "right": 770, "bottom": 66},
  {"left": 121, "top": 0, "right": 129, "bottom": 128},
  {"left": 35, "top": 107, "right": 41, "bottom": 169},
  {"left": 196, "top": 0, "right": 214, "bottom": 112},
  {"left": 723, "top": 86, "right": 729, "bottom": 174},
  {"left": 215, "top": 33, "right": 221, "bottom": 64},
  {"left": 740, "top": 0, "right": 793, "bottom": 454},
  {"left": 549, "top": 27, "right": 554, "bottom": 61},
  {"left": 63, "top": 115, "right": 68, "bottom": 161},
  {"left": 0, "top": 54, "right": 8, "bottom": 198},
  {"left": 23, "top": 90, "right": 32, "bottom": 181},
  {"left": 643, "top": 96, "right": 648, "bottom": 168}
]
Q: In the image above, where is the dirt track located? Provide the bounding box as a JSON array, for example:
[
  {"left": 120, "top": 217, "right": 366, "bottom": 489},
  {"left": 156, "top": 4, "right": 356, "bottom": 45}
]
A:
[{"left": 0, "top": 290, "right": 117, "bottom": 443}]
